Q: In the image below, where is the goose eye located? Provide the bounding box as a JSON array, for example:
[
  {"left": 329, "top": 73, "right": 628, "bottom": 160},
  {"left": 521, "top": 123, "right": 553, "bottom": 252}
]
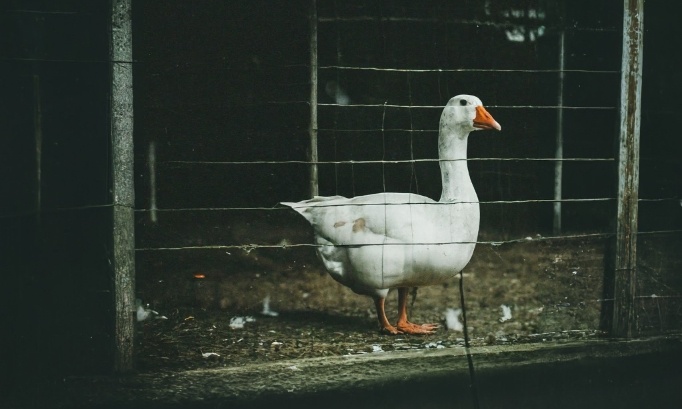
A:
[{"left": 459, "top": 99, "right": 468, "bottom": 106}]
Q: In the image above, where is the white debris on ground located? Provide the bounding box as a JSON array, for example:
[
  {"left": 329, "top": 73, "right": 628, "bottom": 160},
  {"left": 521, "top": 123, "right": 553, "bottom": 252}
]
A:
[
  {"left": 444, "top": 308, "right": 463, "bottom": 331},
  {"left": 371, "top": 344, "right": 384, "bottom": 353},
  {"left": 201, "top": 352, "right": 220, "bottom": 359},
  {"left": 260, "top": 294, "right": 279, "bottom": 317},
  {"left": 229, "top": 316, "right": 256, "bottom": 329},
  {"left": 425, "top": 341, "right": 445, "bottom": 349},
  {"left": 136, "top": 299, "right": 168, "bottom": 322},
  {"left": 500, "top": 304, "right": 513, "bottom": 322}
]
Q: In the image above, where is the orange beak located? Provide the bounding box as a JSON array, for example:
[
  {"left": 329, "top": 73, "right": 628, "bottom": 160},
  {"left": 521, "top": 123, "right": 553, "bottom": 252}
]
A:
[{"left": 473, "top": 105, "right": 501, "bottom": 131}]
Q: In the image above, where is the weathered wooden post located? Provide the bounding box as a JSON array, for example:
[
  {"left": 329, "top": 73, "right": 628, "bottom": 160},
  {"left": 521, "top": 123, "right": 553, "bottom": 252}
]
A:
[
  {"left": 612, "top": 0, "right": 644, "bottom": 338},
  {"left": 111, "top": 0, "right": 135, "bottom": 372},
  {"left": 553, "top": 29, "right": 565, "bottom": 235},
  {"left": 309, "top": 0, "right": 319, "bottom": 197}
]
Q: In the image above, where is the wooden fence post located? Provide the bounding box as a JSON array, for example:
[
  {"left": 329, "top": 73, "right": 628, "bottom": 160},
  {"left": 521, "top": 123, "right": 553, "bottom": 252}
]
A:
[
  {"left": 111, "top": 0, "right": 135, "bottom": 372},
  {"left": 612, "top": 0, "right": 644, "bottom": 338},
  {"left": 309, "top": 0, "right": 319, "bottom": 198}
]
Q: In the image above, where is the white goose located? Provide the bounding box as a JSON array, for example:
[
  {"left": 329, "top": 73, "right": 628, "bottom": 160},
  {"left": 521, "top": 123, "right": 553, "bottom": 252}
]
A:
[{"left": 282, "top": 95, "right": 501, "bottom": 334}]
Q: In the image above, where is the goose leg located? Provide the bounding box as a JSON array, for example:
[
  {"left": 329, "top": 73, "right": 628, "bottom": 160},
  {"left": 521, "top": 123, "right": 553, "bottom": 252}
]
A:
[
  {"left": 396, "top": 287, "right": 439, "bottom": 334},
  {"left": 373, "top": 296, "right": 399, "bottom": 334}
]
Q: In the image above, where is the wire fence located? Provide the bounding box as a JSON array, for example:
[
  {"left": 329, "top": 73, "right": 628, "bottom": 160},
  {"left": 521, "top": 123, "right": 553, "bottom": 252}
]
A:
[
  {"left": 129, "top": 0, "right": 681, "bottom": 344},
  {"left": 129, "top": 1, "right": 682, "bottom": 252}
]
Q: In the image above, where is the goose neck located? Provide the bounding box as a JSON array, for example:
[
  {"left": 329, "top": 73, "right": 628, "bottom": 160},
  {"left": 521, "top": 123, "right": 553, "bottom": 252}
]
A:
[{"left": 438, "top": 132, "right": 476, "bottom": 203}]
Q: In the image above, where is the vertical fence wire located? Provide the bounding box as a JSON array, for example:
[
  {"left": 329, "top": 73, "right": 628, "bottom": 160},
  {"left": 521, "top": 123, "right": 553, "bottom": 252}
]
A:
[{"left": 553, "top": 30, "right": 565, "bottom": 235}]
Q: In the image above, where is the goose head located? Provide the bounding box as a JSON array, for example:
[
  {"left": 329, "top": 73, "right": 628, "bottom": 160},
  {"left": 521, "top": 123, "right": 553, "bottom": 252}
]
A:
[{"left": 440, "top": 95, "right": 501, "bottom": 137}]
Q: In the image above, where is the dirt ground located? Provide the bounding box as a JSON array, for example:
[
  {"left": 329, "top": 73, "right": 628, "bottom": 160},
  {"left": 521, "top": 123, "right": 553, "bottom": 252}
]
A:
[{"left": 135, "top": 233, "right": 607, "bottom": 373}]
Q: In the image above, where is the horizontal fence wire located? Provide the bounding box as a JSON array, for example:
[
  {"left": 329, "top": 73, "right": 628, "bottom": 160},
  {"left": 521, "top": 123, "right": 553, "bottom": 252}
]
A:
[
  {"left": 130, "top": 197, "right": 679, "bottom": 213},
  {"left": 0, "top": 56, "right": 135, "bottom": 64},
  {"left": 137, "top": 199, "right": 618, "bottom": 212},
  {"left": 135, "top": 197, "right": 681, "bottom": 212},
  {"left": 136, "top": 232, "right": 614, "bottom": 252},
  {"left": 153, "top": 101, "right": 617, "bottom": 109},
  {"left": 130, "top": 197, "right": 680, "bottom": 213},
  {"left": 135, "top": 230, "right": 682, "bottom": 252},
  {"left": 319, "top": 66, "right": 620, "bottom": 74},
  {"left": 143, "top": 100, "right": 620, "bottom": 111},
  {"left": 0, "top": 203, "right": 127, "bottom": 219},
  {"left": 163, "top": 158, "right": 616, "bottom": 165},
  {"left": 5, "top": 198, "right": 676, "bottom": 219},
  {"left": 318, "top": 103, "right": 616, "bottom": 109},
  {"left": 1, "top": 59, "right": 619, "bottom": 74}
]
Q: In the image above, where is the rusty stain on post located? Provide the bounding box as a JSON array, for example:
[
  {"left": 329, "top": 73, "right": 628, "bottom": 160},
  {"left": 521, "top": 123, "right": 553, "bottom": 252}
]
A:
[
  {"left": 309, "top": 0, "right": 319, "bottom": 197},
  {"left": 111, "top": 0, "right": 135, "bottom": 372},
  {"left": 612, "top": 0, "right": 644, "bottom": 338}
]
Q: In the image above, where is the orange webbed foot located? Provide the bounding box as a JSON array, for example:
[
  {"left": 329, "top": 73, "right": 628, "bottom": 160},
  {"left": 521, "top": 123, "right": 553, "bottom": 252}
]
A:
[
  {"left": 379, "top": 324, "right": 401, "bottom": 335},
  {"left": 396, "top": 321, "right": 439, "bottom": 335}
]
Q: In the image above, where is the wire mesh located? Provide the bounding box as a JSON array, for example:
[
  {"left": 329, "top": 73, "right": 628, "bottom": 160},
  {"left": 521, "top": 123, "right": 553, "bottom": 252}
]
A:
[{"left": 129, "top": 0, "right": 681, "bottom": 375}]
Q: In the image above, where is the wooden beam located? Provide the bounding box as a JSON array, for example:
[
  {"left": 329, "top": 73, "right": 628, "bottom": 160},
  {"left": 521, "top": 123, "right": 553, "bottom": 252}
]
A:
[
  {"left": 612, "top": 0, "right": 644, "bottom": 338},
  {"left": 111, "top": 0, "right": 135, "bottom": 372}
]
